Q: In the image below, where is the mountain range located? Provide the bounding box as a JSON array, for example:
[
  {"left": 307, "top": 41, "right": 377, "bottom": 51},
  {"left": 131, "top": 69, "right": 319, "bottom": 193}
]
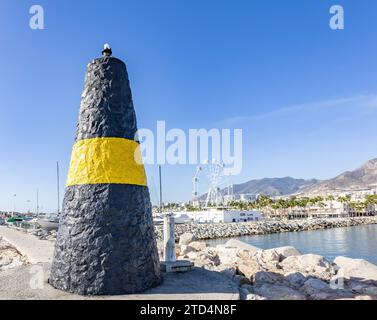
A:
[{"left": 226, "top": 158, "right": 377, "bottom": 197}]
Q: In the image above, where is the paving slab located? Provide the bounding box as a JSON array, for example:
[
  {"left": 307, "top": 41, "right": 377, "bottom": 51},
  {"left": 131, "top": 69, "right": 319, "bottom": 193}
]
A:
[{"left": 0, "top": 226, "right": 54, "bottom": 264}]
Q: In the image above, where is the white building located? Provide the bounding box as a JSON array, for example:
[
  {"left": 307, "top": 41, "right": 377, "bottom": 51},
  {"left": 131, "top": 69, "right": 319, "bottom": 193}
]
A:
[
  {"left": 239, "top": 194, "right": 258, "bottom": 201},
  {"left": 307, "top": 200, "right": 349, "bottom": 218},
  {"left": 185, "top": 208, "right": 264, "bottom": 224},
  {"left": 329, "top": 186, "right": 377, "bottom": 201},
  {"left": 223, "top": 193, "right": 258, "bottom": 204}
]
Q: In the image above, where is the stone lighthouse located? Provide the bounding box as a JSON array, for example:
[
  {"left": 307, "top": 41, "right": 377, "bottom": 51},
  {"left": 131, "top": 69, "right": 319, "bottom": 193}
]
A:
[{"left": 49, "top": 45, "right": 162, "bottom": 295}]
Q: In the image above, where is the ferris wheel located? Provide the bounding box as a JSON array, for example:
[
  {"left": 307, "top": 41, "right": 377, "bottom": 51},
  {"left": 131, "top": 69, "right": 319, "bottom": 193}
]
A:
[{"left": 192, "top": 160, "right": 230, "bottom": 207}]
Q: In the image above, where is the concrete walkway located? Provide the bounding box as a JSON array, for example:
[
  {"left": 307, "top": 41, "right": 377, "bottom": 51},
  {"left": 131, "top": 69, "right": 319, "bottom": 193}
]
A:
[
  {"left": 0, "top": 263, "right": 239, "bottom": 300},
  {"left": 0, "top": 226, "right": 54, "bottom": 264},
  {"left": 0, "top": 227, "right": 239, "bottom": 300}
]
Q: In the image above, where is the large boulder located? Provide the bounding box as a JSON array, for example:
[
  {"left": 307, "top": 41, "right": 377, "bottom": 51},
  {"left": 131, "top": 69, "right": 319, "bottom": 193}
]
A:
[
  {"left": 272, "top": 246, "right": 301, "bottom": 261},
  {"left": 235, "top": 260, "right": 263, "bottom": 280},
  {"left": 280, "top": 255, "right": 300, "bottom": 271},
  {"left": 225, "top": 239, "right": 260, "bottom": 253},
  {"left": 185, "top": 250, "right": 220, "bottom": 268},
  {"left": 280, "top": 254, "right": 334, "bottom": 281},
  {"left": 254, "top": 249, "right": 280, "bottom": 269},
  {"left": 302, "top": 278, "right": 329, "bottom": 295},
  {"left": 179, "top": 245, "right": 196, "bottom": 256},
  {"left": 334, "top": 256, "right": 377, "bottom": 283},
  {"left": 253, "top": 271, "right": 288, "bottom": 286},
  {"left": 284, "top": 271, "right": 307, "bottom": 288},
  {"left": 188, "top": 241, "right": 207, "bottom": 252},
  {"left": 298, "top": 254, "right": 332, "bottom": 270},
  {"left": 253, "top": 284, "right": 306, "bottom": 300},
  {"left": 215, "top": 245, "right": 240, "bottom": 265},
  {"left": 0, "top": 239, "right": 28, "bottom": 271},
  {"left": 179, "top": 233, "right": 196, "bottom": 245}
]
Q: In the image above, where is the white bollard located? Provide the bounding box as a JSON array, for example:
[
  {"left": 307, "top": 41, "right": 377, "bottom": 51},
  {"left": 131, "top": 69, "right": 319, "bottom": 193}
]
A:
[
  {"left": 163, "top": 213, "right": 176, "bottom": 262},
  {"left": 161, "top": 212, "right": 193, "bottom": 273}
]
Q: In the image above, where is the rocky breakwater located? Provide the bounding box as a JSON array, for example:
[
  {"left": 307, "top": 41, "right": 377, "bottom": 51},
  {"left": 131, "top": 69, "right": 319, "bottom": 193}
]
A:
[
  {"left": 154, "top": 217, "right": 377, "bottom": 241},
  {"left": 172, "top": 237, "right": 377, "bottom": 300},
  {"left": 20, "top": 217, "right": 377, "bottom": 243},
  {"left": 0, "top": 236, "right": 29, "bottom": 271},
  {"left": 30, "top": 229, "right": 57, "bottom": 241},
  {"left": 6, "top": 225, "right": 57, "bottom": 242}
]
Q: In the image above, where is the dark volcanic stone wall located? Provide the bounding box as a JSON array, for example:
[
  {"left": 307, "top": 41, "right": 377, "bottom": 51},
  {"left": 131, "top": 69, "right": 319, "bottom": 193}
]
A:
[
  {"left": 49, "top": 56, "right": 161, "bottom": 295},
  {"left": 76, "top": 57, "right": 138, "bottom": 141}
]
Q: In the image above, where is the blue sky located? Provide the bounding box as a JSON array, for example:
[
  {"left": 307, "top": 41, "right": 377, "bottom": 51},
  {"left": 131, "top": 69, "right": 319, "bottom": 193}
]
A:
[{"left": 1, "top": 0, "right": 377, "bottom": 212}]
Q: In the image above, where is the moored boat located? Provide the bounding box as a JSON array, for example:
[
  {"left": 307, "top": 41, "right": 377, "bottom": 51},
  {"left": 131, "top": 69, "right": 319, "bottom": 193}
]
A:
[{"left": 36, "top": 217, "right": 59, "bottom": 231}]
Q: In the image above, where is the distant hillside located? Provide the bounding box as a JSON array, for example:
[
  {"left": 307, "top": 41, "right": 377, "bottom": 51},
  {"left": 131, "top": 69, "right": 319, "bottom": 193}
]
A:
[
  {"left": 229, "top": 177, "right": 318, "bottom": 197},
  {"left": 301, "top": 158, "right": 377, "bottom": 195},
  {"left": 213, "top": 158, "right": 377, "bottom": 199}
]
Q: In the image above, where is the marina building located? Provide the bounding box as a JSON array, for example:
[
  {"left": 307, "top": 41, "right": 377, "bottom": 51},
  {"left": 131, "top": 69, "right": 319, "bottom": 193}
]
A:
[{"left": 185, "top": 208, "right": 264, "bottom": 224}]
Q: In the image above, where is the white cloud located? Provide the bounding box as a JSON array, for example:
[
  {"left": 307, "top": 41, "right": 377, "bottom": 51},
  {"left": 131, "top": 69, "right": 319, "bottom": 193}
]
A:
[{"left": 222, "top": 94, "right": 377, "bottom": 126}]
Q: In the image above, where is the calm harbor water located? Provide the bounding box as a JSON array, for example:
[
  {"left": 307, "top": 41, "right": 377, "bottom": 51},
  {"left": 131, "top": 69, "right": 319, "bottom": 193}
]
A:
[{"left": 205, "top": 224, "right": 377, "bottom": 265}]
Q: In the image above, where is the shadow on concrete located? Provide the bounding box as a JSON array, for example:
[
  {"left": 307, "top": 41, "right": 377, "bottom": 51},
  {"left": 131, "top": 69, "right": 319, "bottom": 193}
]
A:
[{"left": 142, "top": 267, "right": 238, "bottom": 296}]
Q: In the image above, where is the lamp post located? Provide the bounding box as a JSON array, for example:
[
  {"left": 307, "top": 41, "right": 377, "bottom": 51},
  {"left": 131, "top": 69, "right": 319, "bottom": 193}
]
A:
[
  {"left": 159, "top": 165, "right": 163, "bottom": 213},
  {"left": 12, "top": 194, "right": 17, "bottom": 217},
  {"left": 26, "top": 200, "right": 31, "bottom": 214},
  {"left": 36, "top": 189, "right": 39, "bottom": 217}
]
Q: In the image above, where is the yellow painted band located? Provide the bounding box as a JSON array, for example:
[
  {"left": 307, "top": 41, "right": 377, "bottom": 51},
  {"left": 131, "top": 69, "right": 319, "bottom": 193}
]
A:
[{"left": 66, "top": 137, "right": 147, "bottom": 187}]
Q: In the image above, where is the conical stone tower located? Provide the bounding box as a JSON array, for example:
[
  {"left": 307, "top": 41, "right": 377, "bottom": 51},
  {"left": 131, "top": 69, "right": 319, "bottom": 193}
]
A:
[{"left": 50, "top": 45, "right": 162, "bottom": 295}]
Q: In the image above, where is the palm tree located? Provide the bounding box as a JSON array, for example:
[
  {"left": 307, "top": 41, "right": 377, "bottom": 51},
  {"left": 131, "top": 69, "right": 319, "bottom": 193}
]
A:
[
  {"left": 326, "top": 194, "right": 335, "bottom": 201},
  {"left": 338, "top": 195, "right": 351, "bottom": 217},
  {"left": 365, "top": 195, "right": 377, "bottom": 216}
]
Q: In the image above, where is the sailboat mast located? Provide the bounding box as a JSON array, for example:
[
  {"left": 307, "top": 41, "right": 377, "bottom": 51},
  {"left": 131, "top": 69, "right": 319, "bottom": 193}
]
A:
[
  {"left": 159, "top": 165, "right": 162, "bottom": 212},
  {"left": 57, "top": 161, "right": 60, "bottom": 215},
  {"left": 36, "top": 189, "right": 39, "bottom": 216}
]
